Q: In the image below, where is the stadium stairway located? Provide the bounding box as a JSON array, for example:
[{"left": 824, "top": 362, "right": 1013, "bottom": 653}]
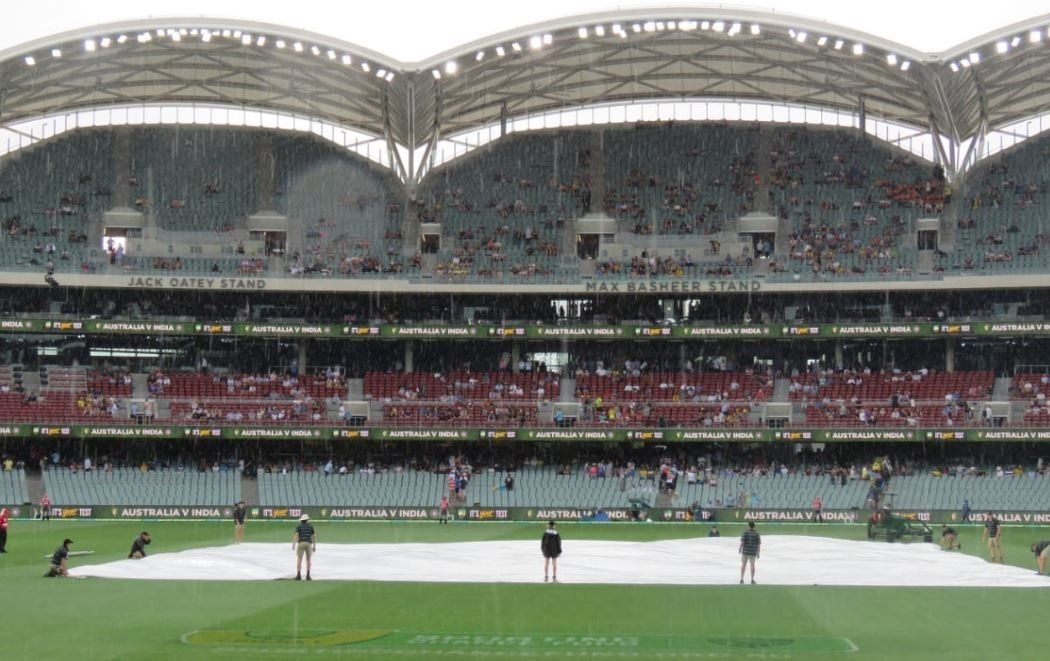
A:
[
  {"left": 132, "top": 373, "right": 149, "bottom": 399},
  {"left": 25, "top": 472, "right": 44, "bottom": 509},
  {"left": 240, "top": 473, "right": 259, "bottom": 506},
  {"left": 992, "top": 378, "right": 1012, "bottom": 400},
  {"left": 754, "top": 126, "right": 773, "bottom": 213}
]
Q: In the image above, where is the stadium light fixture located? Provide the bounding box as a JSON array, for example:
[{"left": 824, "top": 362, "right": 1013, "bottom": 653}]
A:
[
  {"left": 728, "top": 22, "right": 740, "bottom": 36},
  {"left": 1011, "top": 36, "right": 1021, "bottom": 47},
  {"left": 632, "top": 23, "right": 641, "bottom": 33},
  {"left": 475, "top": 50, "right": 485, "bottom": 61},
  {"left": 24, "top": 56, "right": 35, "bottom": 66},
  {"left": 341, "top": 54, "right": 351, "bottom": 65},
  {"left": 712, "top": 21, "right": 725, "bottom": 33},
  {"left": 310, "top": 45, "right": 320, "bottom": 56},
  {"left": 543, "top": 34, "right": 552, "bottom": 45},
  {"left": 833, "top": 39, "right": 844, "bottom": 50},
  {"left": 612, "top": 23, "right": 622, "bottom": 34},
  {"left": 655, "top": 21, "right": 665, "bottom": 31},
  {"left": 100, "top": 37, "right": 111, "bottom": 48},
  {"left": 116, "top": 34, "right": 127, "bottom": 44},
  {"left": 156, "top": 29, "right": 165, "bottom": 37},
  {"left": 361, "top": 62, "right": 370, "bottom": 72},
  {"left": 1030, "top": 30, "right": 1042, "bottom": 43},
  {"left": 233, "top": 30, "right": 241, "bottom": 38},
  {"left": 179, "top": 28, "right": 188, "bottom": 36},
  {"left": 137, "top": 33, "right": 151, "bottom": 43},
  {"left": 595, "top": 25, "right": 605, "bottom": 36},
  {"left": 900, "top": 60, "right": 911, "bottom": 71},
  {"left": 996, "top": 41, "right": 1008, "bottom": 54},
  {"left": 293, "top": 42, "right": 303, "bottom": 52},
  {"left": 327, "top": 49, "right": 336, "bottom": 60},
  {"left": 257, "top": 36, "right": 266, "bottom": 47},
  {"left": 511, "top": 42, "right": 522, "bottom": 52},
  {"left": 886, "top": 53, "right": 897, "bottom": 65},
  {"left": 84, "top": 39, "right": 96, "bottom": 52},
  {"left": 960, "top": 58, "right": 970, "bottom": 68},
  {"left": 376, "top": 68, "right": 386, "bottom": 78},
  {"left": 969, "top": 51, "right": 980, "bottom": 64},
  {"left": 275, "top": 39, "right": 285, "bottom": 49},
  {"left": 201, "top": 31, "right": 211, "bottom": 43},
  {"left": 171, "top": 32, "right": 181, "bottom": 42},
  {"left": 817, "top": 36, "right": 828, "bottom": 47},
  {"left": 852, "top": 43, "right": 863, "bottom": 55},
  {"left": 578, "top": 27, "right": 588, "bottom": 39},
  {"left": 795, "top": 31, "right": 807, "bottom": 43},
  {"left": 788, "top": 28, "right": 796, "bottom": 38},
  {"left": 190, "top": 29, "right": 198, "bottom": 35},
  {"left": 385, "top": 72, "right": 395, "bottom": 82},
  {"left": 529, "top": 35, "right": 542, "bottom": 49},
  {"left": 444, "top": 60, "right": 457, "bottom": 74},
  {"left": 950, "top": 62, "right": 959, "bottom": 72},
  {"left": 750, "top": 24, "right": 761, "bottom": 35},
  {"left": 495, "top": 45, "right": 505, "bottom": 57},
  {"left": 701, "top": 21, "right": 710, "bottom": 31},
  {"left": 240, "top": 34, "right": 251, "bottom": 45},
  {"left": 431, "top": 69, "right": 441, "bottom": 79},
  {"left": 643, "top": 21, "right": 655, "bottom": 33},
  {"left": 667, "top": 21, "right": 675, "bottom": 30},
  {"left": 51, "top": 48, "right": 62, "bottom": 58},
  {"left": 222, "top": 29, "right": 231, "bottom": 38},
  {"left": 679, "top": 20, "right": 697, "bottom": 31}
]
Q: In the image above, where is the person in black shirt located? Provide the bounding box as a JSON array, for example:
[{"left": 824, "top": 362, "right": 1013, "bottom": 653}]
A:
[
  {"left": 541, "top": 520, "right": 562, "bottom": 583},
  {"left": 982, "top": 515, "right": 1004, "bottom": 563},
  {"left": 708, "top": 525, "right": 721, "bottom": 538},
  {"left": 129, "top": 531, "right": 151, "bottom": 559},
  {"left": 293, "top": 514, "right": 316, "bottom": 580},
  {"left": 45, "top": 538, "right": 73, "bottom": 577},
  {"left": 233, "top": 501, "right": 247, "bottom": 544},
  {"left": 1032, "top": 540, "right": 1050, "bottom": 575},
  {"left": 739, "top": 522, "right": 761, "bottom": 584}
]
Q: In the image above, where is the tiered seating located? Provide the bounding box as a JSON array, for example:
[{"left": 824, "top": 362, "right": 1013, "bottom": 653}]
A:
[
  {"left": 804, "top": 404, "right": 980, "bottom": 427},
  {"left": 87, "top": 371, "right": 132, "bottom": 396},
  {"left": 890, "top": 473, "right": 1048, "bottom": 510},
  {"left": 0, "top": 131, "right": 112, "bottom": 273},
  {"left": 769, "top": 127, "right": 940, "bottom": 280},
  {"left": 382, "top": 401, "right": 541, "bottom": 427},
  {"left": 0, "top": 392, "right": 80, "bottom": 421},
  {"left": 603, "top": 123, "right": 758, "bottom": 234},
  {"left": 276, "top": 134, "right": 409, "bottom": 277},
  {"left": 677, "top": 473, "right": 870, "bottom": 510},
  {"left": 43, "top": 467, "right": 240, "bottom": 506},
  {"left": 0, "top": 469, "right": 29, "bottom": 505},
  {"left": 169, "top": 400, "right": 329, "bottom": 425},
  {"left": 164, "top": 373, "right": 345, "bottom": 399},
  {"left": 365, "top": 371, "right": 558, "bottom": 401},
  {"left": 574, "top": 372, "right": 771, "bottom": 401},
  {"left": 419, "top": 131, "right": 587, "bottom": 282},
  {"left": 790, "top": 370, "right": 993, "bottom": 402}
]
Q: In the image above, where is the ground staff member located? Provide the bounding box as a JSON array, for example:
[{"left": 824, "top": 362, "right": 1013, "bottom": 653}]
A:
[
  {"left": 1032, "top": 540, "right": 1050, "bottom": 575},
  {"left": 0, "top": 507, "right": 8, "bottom": 552},
  {"left": 293, "top": 514, "right": 316, "bottom": 580},
  {"left": 45, "top": 538, "right": 73, "bottom": 577},
  {"left": 541, "top": 520, "right": 562, "bottom": 582},
  {"left": 233, "top": 501, "right": 247, "bottom": 543},
  {"left": 739, "top": 522, "right": 761, "bottom": 584},
  {"left": 129, "top": 531, "right": 151, "bottom": 559}
]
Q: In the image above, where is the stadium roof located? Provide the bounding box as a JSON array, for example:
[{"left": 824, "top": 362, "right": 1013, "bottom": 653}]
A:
[{"left": 2, "top": 8, "right": 1050, "bottom": 180}]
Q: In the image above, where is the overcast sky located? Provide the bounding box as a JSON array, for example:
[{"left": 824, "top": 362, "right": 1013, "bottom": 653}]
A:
[{"left": 2, "top": 0, "right": 1047, "bottom": 61}]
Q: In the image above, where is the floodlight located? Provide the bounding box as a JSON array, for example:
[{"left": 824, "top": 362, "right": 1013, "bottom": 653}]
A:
[
  {"left": 495, "top": 46, "right": 505, "bottom": 57},
  {"left": 24, "top": 56, "right": 35, "bottom": 66},
  {"left": 729, "top": 23, "right": 741, "bottom": 36},
  {"left": 1030, "top": 30, "right": 1042, "bottom": 43},
  {"left": 431, "top": 69, "right": 441, "bottom": 79},
  {"left": 595, "top": 25, "right": 605, "bottom": 36},
  {"left": 852, "top": 43, "right": 863, "bottom": 55},
  {"left": 712, "top": 21, "right": 724, "bottom": 33},
  {"left": 116, "top": 34, "right": 127, "bottom": 44},
  {"left": 233, "top": 30, "right": 241, "bottom": 38},
  {"left": 632, "top": 23, "right": 641, "bottom": 33},
  {"left": 969, "top": 51, "right": 980, "bottom": 63},
  {"left": 612, "top": 23, "right": 622, "bottom": 34},
  {"left": 341, "top": 54, "right": 351, "bottom": 65},
  {"left": 84, "top": 39, "right": 96, "bottom": 52},
  {"left": 543, "top": 33, "right": 552, "bottom": 44},
  {"left": 475, "top": 50, "right": 485, "bottom": 61},
  {"left": 788, "top": 28, "right": 796, "bottom": 38},
  {"left": 900, "top": 60, "right": 911, "bottom": 71},
  {"left": 643, "top": 22, "right": 655, "bottom": 33},
  {"left": 293, "top": 42, "right": 303, "bottom": 52},
  {"left": 886, "top": 53, "right": 897, "bottom": 65},
  {"left": 257, "top": 36, "right": 266, "bottom": 46},
  {"left": 511, "top": 42, "right": 522, "bottom": 52},
  {"left": 361, "top": 62, "right": 370, "bottom": 72},
  {"left": 950, "top": 62, "right": 959, "bottom": 72},
  {"left": 960, "top": 58, "right": 970, "bottom": 68},
  {"left": 222, "top": 29, "right": 231, "bottom": 38},
  {"left": 817, "top": 36, "right": 828, "bottom": 46},
  {"left": 240, "top": 34, "right": 251, "bottom": 45},
  {"left": 578, "top": 27, "right": 588, "bottom": 39},
  {"left": 310, "top": 45, "right": 320, "bottom": 56},
  {"left": 156, "top": 29, "right": 164, "bottom": 36},
  {"left": 171, "top": 32, "right": 181, "bottom": 42},
  {"left": 795, "top": 31, "right": 807, "bottom": 43},
  {"left": 179, "top": 28, "right": 187, "bottom": 35},
  {"left": 530, "top": 35, "right": 542, "bottom": 49},
  {"left": 750, "top": 24, "right": 761, "bottom": 35},
  {"left": 1011, "top": 36, "right": 1021, "bottom": 47},
  {"left": 667, "top": 22, "right": 675, "bottom": 30},
  {"left": 444, "top": 60, "right": 457, "bottom": 74},
  {"left": 100, "top": 37, "right": 112, "bottom": 47},
  {"left": 995, "top": 41, "right": 1008, "bottom": 54},
  {"left": 327, "top": 49, "right": 336, "bottom": 60},
  {"left": 201, "top": 32, "right": 211, "bottom": 43},
  {"left": 51, "top": 48, "right": 61, "bottom": 57},
  {"left": 275, "top": 40, "right": 285, "bottom": 48},
  {"left": 833, "top": 39, "right": 844, "bottom": 50},
  {"left": 385, "top": 72, "right": 395, "bottom": 82},
  {"left": 701, "top": 21, "right": 710, "bottom": 30},
  {"left": 190, "top": 29, "right": 198, "bottom": 35}
]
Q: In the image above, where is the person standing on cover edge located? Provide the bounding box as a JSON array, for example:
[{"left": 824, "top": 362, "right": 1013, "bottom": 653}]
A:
[
  {"left": 541, "top": 520, "right": 562, "bottom": 582},
  {"left": 0, "top": 507, "right": 8, "bottom": 552},
  {"left": 812, "top": 495, "right": 824, "bottom": 523},
  {"left": 982, "top": 514, "right": 1004, "bottom": 563},
  {"left": 233, "top": 501, "right": 247, "bottom": 543},
  {"left": 293, "top": 514, "right": 316, "bottom": 580},
  {"left": 45, "top": 538, "right": 73, "bottom": 577},
  {"left": 439, "top": 495, "right": 450, "bottom": 524},
  {"left": 739, "top": 521, "right": 761, "bottom": 584}
]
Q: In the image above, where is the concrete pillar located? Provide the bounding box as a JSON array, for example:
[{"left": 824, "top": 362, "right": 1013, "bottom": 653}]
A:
[
  {"left": 296, "top": 341, "right": 308, "bottom": 376},
  {"left": 405, "top": 341, "right": 415, "bottom": 373},
  {"left": 113, "top": 130, "right": 131, "bottom": 208},
  {"left": 945, "top": 338, "right": 956, "bottom": 373},
  {"left": 679, "top": 342, "right": 687, "bottom": 371},
  {"left": 511, "top": 342, "right": 521, "bottom": 374},
  {"left": 258, "top": 134, "right": 276, "bottom": 211},
  {"left": 834, "top": 341, "right": 844, "bottom": 370}
]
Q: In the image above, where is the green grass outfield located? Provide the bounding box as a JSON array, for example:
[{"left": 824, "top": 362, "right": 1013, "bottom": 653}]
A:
[{"left": 1, "top": 519, "right": 1048, "bottom": 660}]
